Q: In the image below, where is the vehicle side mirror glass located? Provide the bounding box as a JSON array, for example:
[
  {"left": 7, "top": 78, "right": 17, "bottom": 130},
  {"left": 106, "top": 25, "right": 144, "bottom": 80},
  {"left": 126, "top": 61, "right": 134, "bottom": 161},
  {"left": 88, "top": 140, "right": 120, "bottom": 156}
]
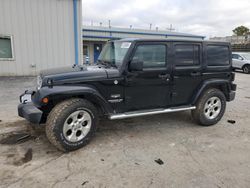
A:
[{"left": 129, "top": 59, "right": 143, "bottom": 71}]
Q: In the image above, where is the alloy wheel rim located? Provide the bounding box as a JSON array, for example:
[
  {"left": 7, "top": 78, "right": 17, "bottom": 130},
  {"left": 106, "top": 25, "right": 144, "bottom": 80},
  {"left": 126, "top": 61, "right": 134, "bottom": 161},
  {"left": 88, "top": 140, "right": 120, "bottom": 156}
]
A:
[
  {"left": 63, "top": 110, "right": 92, "bottom": 142},
  {"left": 204, "top": 96, "right": 222, "bottom": 120}
]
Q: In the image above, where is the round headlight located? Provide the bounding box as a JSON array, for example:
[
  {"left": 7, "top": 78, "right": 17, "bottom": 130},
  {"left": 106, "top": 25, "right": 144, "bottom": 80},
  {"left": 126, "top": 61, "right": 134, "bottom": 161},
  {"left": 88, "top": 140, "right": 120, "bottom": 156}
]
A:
[{"left": 37, "top": 75, "right": 42, "bottom": 90}]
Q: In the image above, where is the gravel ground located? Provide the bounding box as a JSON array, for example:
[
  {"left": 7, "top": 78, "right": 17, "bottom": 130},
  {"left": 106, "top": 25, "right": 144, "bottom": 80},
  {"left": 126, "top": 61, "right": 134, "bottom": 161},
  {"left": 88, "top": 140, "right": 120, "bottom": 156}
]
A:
[{"left": 0, "top": 72, "right": 249, "bottom": 188}]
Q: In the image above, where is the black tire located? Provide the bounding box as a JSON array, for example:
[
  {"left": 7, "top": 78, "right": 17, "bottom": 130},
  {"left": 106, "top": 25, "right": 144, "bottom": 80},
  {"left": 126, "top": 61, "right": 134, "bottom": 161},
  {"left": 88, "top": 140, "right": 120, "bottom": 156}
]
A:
[
  {"left": 192, "top": 88, "right": 226, "bottom": 126},
  {"left": 242, "top": 65, "right": 250, "bottom": 74},
  {"left": 46, "top": 98, "right": 98, "bottom": 152}
]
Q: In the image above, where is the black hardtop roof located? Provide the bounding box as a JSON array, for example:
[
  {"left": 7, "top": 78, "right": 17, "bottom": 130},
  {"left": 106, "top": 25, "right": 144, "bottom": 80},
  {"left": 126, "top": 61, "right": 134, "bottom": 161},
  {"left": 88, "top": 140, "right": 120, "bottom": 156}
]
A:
[{"left": 117, "top": 38, "right": 230, "bottom": 45}]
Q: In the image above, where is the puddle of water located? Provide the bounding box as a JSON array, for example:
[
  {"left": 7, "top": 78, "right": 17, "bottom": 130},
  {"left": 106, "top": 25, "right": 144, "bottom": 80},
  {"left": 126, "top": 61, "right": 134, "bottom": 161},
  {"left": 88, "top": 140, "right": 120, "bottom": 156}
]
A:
[
  {"left": 13, "top": 148, "right": 33, "bottom": 166},
  {"left": 0, "top": 133, "right": 36, "bottom": 145},
  {"left": 22, "top": 148, "right": 33, "bottom": 163}
]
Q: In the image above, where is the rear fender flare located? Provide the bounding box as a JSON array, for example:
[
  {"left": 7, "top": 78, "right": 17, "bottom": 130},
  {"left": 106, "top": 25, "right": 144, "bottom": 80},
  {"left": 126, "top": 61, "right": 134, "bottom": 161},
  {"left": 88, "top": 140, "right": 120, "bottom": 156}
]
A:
[{"left": 191, "top": 79, "right": 230, "bottom": 105}]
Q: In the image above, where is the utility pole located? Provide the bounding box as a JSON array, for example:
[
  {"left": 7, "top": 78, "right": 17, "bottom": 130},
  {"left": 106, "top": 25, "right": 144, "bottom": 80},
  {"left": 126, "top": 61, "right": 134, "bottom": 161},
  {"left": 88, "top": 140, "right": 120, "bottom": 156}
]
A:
[
  {"left": 166, "top": 24, "right": 175, "bottom": 32},
  {"left": 108, "top": 20, "right": 111, "bottom": 28},
  {"left": 150, "top": 23, "right": 152, "bottom": 30}
]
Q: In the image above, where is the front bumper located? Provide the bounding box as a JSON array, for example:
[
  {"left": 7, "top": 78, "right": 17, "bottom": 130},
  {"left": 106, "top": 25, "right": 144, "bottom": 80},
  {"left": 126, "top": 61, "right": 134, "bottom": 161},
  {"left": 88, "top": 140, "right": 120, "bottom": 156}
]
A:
[
  {"left": 18, "top": 103, "right": 43, "bottom": 124},
  {"left": 18, "top": 91, "right": 43, "bottom": 124}
]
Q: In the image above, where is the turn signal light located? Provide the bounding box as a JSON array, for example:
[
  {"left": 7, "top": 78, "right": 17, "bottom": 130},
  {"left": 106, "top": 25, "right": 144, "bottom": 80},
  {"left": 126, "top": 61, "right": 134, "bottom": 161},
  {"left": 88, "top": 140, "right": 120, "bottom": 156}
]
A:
[{"left": 42, "top": 97, "right": 49, "bottom": 104}]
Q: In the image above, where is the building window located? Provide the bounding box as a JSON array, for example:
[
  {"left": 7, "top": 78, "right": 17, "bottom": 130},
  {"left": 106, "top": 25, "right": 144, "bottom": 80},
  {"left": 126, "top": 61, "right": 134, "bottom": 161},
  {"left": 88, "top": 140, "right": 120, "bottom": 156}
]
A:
[
  {"left": 0, "top": 35, "right": 14, "bottom": 60},
  {"left": 207, "top": 45, "right": 230, "bottom": 66},
  {"left": 175, "top": 44, "right": 200, "bottom": 66}
]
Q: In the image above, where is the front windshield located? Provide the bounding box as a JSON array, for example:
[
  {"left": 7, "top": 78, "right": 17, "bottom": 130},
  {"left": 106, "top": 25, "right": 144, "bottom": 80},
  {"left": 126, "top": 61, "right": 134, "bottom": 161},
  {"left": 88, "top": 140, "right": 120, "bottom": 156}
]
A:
[
  {"left": 242, "top": 53, "right": 250, "bottom": 60},
  {"left": 98, "top": 41, "right": 131, "bottom": 68}
]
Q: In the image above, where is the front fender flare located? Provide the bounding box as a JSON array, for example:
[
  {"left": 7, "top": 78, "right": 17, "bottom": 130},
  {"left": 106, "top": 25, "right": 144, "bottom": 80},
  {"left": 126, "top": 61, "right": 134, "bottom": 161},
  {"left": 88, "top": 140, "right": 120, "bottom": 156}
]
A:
[{"left": 33, "top": 86, "right": 113, "bottom": 114}]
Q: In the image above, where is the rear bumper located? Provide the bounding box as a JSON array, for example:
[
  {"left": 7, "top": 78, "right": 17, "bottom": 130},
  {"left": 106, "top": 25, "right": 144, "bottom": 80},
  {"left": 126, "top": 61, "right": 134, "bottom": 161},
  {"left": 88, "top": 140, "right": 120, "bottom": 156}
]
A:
[
  {"left": 231, "top": 83, "right": 237, "bottom": 91},
  {"left": 18, "top": 103, "right": 43, "bottom": 124},
  {"left": 228, "top": 91, "right": 236, "bottom": 101},
  {"left": 228, "top": 83, "right": 236, "bottom": 101}
]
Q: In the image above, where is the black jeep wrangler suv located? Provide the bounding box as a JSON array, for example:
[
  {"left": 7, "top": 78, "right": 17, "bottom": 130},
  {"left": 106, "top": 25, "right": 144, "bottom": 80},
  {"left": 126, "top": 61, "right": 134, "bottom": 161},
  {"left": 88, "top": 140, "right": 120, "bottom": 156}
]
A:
[{"left": 18, "top": 39, "right": 236, "bottom": 151}]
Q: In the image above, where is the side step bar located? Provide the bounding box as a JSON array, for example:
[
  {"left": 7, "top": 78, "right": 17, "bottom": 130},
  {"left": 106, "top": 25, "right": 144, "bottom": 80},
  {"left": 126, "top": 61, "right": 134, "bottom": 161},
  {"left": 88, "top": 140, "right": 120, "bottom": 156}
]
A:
[{"left": 109, "top": 105, "right": 196, "bottom": 120}]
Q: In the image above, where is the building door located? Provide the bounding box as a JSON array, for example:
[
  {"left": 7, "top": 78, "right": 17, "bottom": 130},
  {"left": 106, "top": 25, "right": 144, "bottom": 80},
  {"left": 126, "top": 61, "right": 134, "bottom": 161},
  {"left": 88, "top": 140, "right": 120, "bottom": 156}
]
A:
[
  {"left": 94, "top": 44, "right": 102, "bottom": 63},
  {"left": 83, "top": 45, "right": 89, "bottom": 64}
]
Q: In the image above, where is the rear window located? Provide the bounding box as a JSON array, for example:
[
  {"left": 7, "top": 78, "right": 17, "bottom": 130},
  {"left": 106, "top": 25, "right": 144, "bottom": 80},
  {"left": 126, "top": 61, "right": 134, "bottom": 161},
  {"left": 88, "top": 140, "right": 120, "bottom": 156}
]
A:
[{"left": 207, "top": 45, "right": 230, "bottom": 66}]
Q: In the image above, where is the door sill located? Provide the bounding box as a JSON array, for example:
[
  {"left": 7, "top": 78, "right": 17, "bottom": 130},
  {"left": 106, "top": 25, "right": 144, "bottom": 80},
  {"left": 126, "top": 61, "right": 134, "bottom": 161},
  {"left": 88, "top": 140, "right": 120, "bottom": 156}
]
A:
[{"left": 109, "top": 105, "right": 196, "bottom": 120}]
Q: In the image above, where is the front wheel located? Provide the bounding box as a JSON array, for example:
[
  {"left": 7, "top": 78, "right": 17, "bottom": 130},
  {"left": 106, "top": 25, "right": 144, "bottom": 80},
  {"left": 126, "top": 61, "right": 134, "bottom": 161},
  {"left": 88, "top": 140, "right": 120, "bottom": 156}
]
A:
[
  {"left": 192, "top": 89, "right": 226, "bottom": 126},
  {"left": 45, "top": 98, "right": 98, "bottom": 152}
]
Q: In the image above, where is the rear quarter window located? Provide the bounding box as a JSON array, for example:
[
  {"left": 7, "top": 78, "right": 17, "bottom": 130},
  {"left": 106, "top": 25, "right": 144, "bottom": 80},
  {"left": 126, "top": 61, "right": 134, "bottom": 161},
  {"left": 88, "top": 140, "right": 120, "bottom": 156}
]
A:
[{"left": 207, "top": 45, "right": 230, "bottom": 66}]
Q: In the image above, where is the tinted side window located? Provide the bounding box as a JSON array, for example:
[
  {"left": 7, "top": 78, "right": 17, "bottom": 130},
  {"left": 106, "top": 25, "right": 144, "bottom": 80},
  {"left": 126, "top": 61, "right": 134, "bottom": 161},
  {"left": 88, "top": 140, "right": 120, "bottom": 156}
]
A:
[
  {"left": 175, "top": 44, "right": 200, "bottom": 66},
  {"left": 132, "top": 45, "right": 166, "bottom": 68},
  {"left": 232, "top": 54, "right": 242, "bottom": 60},
  {"left": 207, "top": 45, "right": 230, "bottom": 66},
  {"left": 232, "top": 54, "right": 238, "bottom": 59}
]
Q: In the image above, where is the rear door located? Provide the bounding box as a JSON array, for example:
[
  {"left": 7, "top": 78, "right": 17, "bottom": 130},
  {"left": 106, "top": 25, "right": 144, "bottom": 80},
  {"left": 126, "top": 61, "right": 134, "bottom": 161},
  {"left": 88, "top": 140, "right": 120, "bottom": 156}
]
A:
[
  {"left": 124, "top": 42, "right": 172, "bottom": 111},
  {"left": 171, "top": 42, "right": 203, "bottom": 106}
]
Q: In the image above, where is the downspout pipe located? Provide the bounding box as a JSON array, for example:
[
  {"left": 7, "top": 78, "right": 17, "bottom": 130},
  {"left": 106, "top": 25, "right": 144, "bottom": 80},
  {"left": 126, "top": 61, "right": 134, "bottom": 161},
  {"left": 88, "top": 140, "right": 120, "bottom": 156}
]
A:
[{"left": 73, "top": 0, "right": 79, "bottom": 65}]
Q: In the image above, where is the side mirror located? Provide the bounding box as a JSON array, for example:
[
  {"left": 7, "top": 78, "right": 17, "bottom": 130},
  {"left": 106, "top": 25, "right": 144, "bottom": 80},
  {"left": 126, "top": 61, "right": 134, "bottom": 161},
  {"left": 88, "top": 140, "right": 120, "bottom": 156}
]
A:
[
  {"left": 239, "top": 57, "right": 244, "bottom": 61},
  {"left": 129, "top": 59, "right": 143, "bottom": 71}
]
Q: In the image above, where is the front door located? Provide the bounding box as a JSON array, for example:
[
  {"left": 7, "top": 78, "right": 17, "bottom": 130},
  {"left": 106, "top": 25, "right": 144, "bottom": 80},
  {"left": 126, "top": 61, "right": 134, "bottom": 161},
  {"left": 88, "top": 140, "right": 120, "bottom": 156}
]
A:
[
  {"left": 124, "top": 43, "right": 172, "bottom": 111},
  {"left": 171, "top": 42, "right": 203, "bottom": 106},
  {"left": 94, "top": 44, "right": 103, "bottom": 63}
]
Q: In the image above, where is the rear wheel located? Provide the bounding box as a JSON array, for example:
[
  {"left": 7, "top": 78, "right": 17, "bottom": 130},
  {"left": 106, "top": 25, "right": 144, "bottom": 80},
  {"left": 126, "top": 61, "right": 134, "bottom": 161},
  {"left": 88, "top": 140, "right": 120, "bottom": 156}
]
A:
[
  {"left": 242, "top": 65, "right": 250, "bottom": 74},
  {"left": 46, "top": 98, "right": 98, "bottom": 152},
  {"left": 192, "top": 89, "right": 226, "bottom": 126}
]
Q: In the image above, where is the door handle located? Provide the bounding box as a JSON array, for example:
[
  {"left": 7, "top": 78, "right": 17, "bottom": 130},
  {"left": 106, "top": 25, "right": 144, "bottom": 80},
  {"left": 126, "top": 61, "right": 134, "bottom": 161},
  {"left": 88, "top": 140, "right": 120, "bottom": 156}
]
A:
[
  {"left": 158, "top": 74, "right": 171, "bottom": 81},
  {"left": 190, "top": 72, "right": 201, "bottom": 76}
]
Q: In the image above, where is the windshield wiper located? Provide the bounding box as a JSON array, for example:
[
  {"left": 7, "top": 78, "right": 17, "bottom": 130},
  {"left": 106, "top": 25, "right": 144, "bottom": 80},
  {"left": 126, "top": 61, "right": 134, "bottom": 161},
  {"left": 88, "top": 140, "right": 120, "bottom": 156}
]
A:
[
  {"left": 97, "top": 60, "right": 109, "bottom": 67},
  {"left": 97, "top": 59, "right": 117, "bottom": 68}
]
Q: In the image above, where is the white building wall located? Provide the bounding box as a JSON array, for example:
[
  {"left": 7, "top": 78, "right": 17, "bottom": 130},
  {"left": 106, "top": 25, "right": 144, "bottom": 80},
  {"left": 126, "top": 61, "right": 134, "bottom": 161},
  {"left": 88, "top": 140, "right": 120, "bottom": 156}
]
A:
[{"left": 0, "top": 0, "right": 82, "bottom": 76}]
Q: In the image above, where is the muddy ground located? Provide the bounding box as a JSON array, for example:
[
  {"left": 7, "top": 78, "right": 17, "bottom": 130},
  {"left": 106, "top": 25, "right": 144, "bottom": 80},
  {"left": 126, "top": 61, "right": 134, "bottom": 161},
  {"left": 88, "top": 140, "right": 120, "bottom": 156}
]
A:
[{"left": 0, "top": 73, "right": 250, "bottom": 188}]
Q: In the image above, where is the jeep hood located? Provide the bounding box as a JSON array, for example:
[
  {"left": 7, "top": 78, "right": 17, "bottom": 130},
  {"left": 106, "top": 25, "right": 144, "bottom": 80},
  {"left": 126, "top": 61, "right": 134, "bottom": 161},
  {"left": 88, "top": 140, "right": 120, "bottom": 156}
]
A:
[
  {"left": 40, "top": 65, "right": 120, "bottom": 85},
  {"left": 40, "top": 65, "right": 88, "bottom": 77}
]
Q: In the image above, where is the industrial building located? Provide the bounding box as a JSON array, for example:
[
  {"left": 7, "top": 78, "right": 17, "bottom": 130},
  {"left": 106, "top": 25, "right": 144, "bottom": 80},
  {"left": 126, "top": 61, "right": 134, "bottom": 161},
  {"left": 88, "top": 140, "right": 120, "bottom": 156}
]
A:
[
  {"left": 0, "top": 0, "right": 204, "bottom": 76},
  {"left": 82, "top": 26, "right": 205, "bottom": 64},
  {"left": 210, "top": 35, "right": 250, "bottom": 52},
  {"left": 0, "top": 0, "right": 82, "bottom": 76}
]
